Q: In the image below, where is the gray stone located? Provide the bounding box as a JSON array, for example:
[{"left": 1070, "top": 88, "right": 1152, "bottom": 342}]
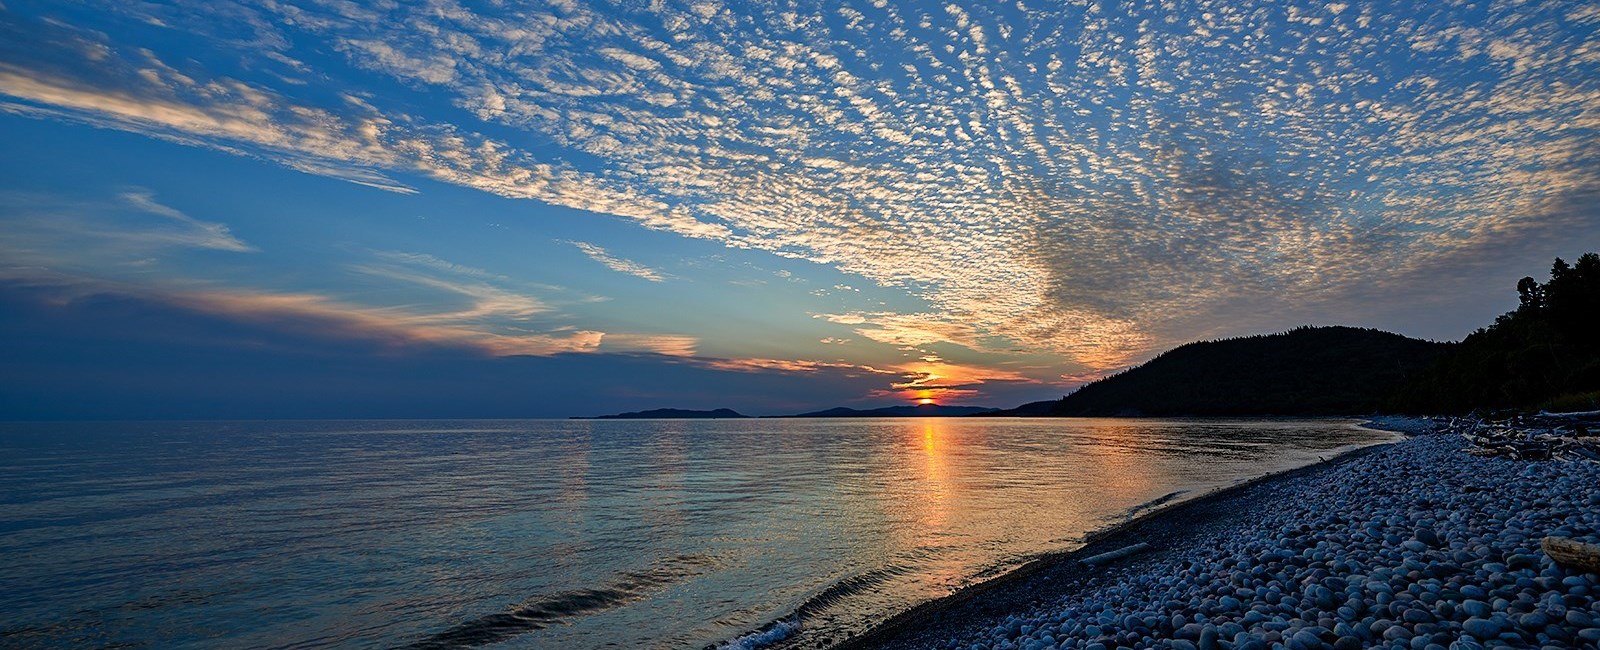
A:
[
  {"left": 1567, "top": 609, "right": 1596, "bottom": 627},
  {"left": 1402, "top": 608, "right": 1434, "bottom": 624},
  {"left": 1462, "top": 617, "right": 1500, "bottom": 639}
]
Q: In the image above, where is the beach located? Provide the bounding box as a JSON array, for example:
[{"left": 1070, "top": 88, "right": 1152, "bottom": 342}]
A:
[{"left": 832, "top": 417, "right": 1600, "bottom": 650}]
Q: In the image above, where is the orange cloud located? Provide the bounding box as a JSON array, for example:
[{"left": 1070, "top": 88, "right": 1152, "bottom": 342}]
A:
[
  {"left": 599, "top": 333, "right": 698, "bottom": 357},
  {"left": 702, "top": 357, "right": 895, "bottom": 375},
  {"left": 884, "top": 360, "right": 1039, "bottom": 402}
]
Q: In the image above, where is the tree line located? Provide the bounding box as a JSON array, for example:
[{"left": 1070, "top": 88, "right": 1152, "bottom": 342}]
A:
[{"left": 1390, "top": 253, "right": 1600, "bottom": 413}]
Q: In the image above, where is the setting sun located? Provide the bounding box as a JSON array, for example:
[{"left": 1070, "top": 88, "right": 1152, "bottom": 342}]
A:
[{"left": 917, "top": 398, "right": 935, "bottom": 405}]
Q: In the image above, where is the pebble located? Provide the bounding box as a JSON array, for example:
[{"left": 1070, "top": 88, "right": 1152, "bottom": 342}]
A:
[
  {"left": 931, "top": 432, "right": 1600, "bottom": 650},
  {"left": 1462, "top": 617, "right": 1501, "bottom": 639}
]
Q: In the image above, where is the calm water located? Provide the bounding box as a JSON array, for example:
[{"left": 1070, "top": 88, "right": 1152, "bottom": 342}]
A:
[{"left": 0, "top": 418, "right": 1396, "bottom": 650}]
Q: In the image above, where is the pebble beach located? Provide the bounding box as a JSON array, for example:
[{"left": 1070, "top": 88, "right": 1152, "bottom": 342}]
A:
[{"left": 840, "top": 419, "right": 1600, "bottom": 650}]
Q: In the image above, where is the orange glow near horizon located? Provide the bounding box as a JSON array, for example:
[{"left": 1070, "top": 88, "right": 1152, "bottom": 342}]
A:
[{"left": 917, "top": 397, "right": 935, "bottom": 405}]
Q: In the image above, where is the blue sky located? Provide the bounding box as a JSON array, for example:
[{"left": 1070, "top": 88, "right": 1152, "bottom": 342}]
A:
[{"left": 1, "top": 0, "right": 1597, "bottom": 417}]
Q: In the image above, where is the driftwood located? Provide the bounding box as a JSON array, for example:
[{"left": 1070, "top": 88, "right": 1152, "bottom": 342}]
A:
[
  {"left": 1080, "top": 542, "right": 1154, "bottom": 566},
  {"left": 1538, "top": 409, "right": 1600, "bottom": 420},
  {"left": 1542, "top": 536, "right": 1600, "bottom": 574},
  {"left": 1443, "top": 413, "right": 1600, "bottom": 462}
]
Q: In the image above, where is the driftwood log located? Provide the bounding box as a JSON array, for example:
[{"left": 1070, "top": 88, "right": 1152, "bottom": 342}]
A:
[
  {"left": 1080, "top": 542, "right": 1154, "bottom": 566},
  {"left": 1444, "top": 413, "right": 1600, "bottom": 461},
  {"left": 1542, "top": 536, "right": 1600, "bottom": 574}
]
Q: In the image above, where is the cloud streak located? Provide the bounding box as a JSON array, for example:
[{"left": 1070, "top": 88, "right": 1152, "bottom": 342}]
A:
[
  {"left": 570, "top": 242, "right": 666, "bottom": 282},
  {"left": 0, "top": 189, "right": 254, "bottom": 263},
  {"left": 120, "top": 191, "right": 254, "bottom": 252}
]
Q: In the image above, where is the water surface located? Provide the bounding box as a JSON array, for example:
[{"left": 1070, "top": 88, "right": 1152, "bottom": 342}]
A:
[{"left": 0, "top": 418, "right": 1396, "bottom": 649}]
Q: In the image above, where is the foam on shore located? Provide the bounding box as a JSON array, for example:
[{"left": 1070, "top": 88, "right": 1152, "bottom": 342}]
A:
[{"left": 712, "top": 617, "right": 801, "bottom": 650}]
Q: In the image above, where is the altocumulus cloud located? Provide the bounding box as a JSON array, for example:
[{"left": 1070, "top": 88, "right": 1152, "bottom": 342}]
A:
[{"left": 1, "top": 2, "right": 1597, "bottom": 369}]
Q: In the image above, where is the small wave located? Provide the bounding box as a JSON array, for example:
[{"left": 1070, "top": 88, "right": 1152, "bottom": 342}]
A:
[
  {"left": 710, "top": 617, "right": 801, "bottom": 650},
  {"left": 705, "top": 563, "right": 918, "bottom": 650},
  {"left": 403, "top": 555, "right": 715, "bottom": 649},
  {"left": 794, "top": 563, "right": 916, "bottom": 616}
]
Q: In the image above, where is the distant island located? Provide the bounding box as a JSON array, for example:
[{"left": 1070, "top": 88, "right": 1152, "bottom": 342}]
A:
[
  {"left": 770, "top": 404, "right": 1000, "bottom": 418},
  {"left": 572, "top": 408, "right": 748, "bottom": 419}
]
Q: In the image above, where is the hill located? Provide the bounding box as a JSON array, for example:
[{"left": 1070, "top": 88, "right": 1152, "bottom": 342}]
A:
[
  {"left": 575, "top": 408, "right": 748, "bottom": 419},
  {"left": 983, "top": 399, "right": 1058, "bottom": 416},
  {"left": 775, "top": 404, "right": 1000, "bottom": 418},
  {"left": 1044, "top": 326, "right": 1450, "bottom": 416}
]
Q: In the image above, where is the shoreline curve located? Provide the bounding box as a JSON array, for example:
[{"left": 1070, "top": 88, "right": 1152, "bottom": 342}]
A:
[{"left": 815, "top": 417, "right": 1419, "bottom": 650}]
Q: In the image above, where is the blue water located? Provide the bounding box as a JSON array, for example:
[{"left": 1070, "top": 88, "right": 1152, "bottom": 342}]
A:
[{"left": 0, "top": 418, "right": 1396, "bottom": 649}]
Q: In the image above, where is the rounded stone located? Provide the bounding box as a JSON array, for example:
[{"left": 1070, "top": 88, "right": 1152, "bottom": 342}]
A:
[
  {"left": 1403, "top": 608, "right": 1434, "bottom": 624},
  {"left": 1567, "top": 610, "right": 1596, "bottom": 627},
  {"left": 1462, "top": 617, "right": 1500, "bottom": 639},
  {"left": 1289, "top": 629, "right": 1323, "bottom": 649},
  {"left": 1516, "top": 612, "right": 1549, "bottom": 629}
]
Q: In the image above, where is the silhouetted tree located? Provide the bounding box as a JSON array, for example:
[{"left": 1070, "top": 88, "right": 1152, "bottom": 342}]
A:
[{"left": 1517, "top": 276, "right": 1543, "bottom": 312}]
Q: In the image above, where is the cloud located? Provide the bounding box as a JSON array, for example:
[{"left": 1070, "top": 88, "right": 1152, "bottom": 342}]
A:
[
  {"left": 0, "top": 278, "right": 934, "bottom": 419},
  {"left": 0, "top": 14, "right": 725, "bottom": 237},
  {"left": 120, "top": 191, "right": 254, "bottom": 252},
  {"left": 885, "top": 359, "right": 1037, "bottom": 400},
  {"left": 0, "top": 189, "right": 254, "bottom": 263},
  {"left": 0, "top": 269, "right": 595, "bottom": 357},
  {"left": 0, "top": 253, "right": 624, "bottom": 359},
  {"left": 702, "top": 357, "right": 893, "bottom": 375},
  {"left": 348, "top": 263, "right": 550, "bottom": 322},
  {"left": 5, "top": 272, "right": 1020, "bottom": 416},
  {"left": 174, "top": 287, "right": 603, "bottom": 356},
  {"left": 599, "top": 333, "right": 698, "bottom": 356},
  {"left": 817, "top": 311, "right": 984, "bottom": 350},
  {"left": 569, "top": 241, "right": 666, "bottom": 282},
  {"left": 3, "top": 1, "right": 1598, "bottom": 373}
]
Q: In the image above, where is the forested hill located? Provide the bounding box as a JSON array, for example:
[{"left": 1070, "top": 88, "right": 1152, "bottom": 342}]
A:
[
  {"left": 1046, "top": 326, "right": 1451, "bottom": 416},
  {"left": 1390, "top": 253, "right": 1600, "bottom": 413}
]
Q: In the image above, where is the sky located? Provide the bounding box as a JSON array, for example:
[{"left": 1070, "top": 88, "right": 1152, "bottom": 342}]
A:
[{"left": 1, "top": 0, "right": 1597, "bottom": 419}]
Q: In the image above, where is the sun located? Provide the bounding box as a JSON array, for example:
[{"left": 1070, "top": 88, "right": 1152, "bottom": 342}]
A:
[{"left": 917, "top": 397, "right": 936, "bottom": 405}]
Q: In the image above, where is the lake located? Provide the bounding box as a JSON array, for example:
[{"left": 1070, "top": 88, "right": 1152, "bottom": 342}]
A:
[{"left": 0, "top": 418, "right": 1397, "bottom": 649}]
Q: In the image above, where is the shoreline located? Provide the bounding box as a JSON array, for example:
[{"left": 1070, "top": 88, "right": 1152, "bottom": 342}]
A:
[{"left": 820, "top": 418, "right": 1417, "bottom": 650}]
